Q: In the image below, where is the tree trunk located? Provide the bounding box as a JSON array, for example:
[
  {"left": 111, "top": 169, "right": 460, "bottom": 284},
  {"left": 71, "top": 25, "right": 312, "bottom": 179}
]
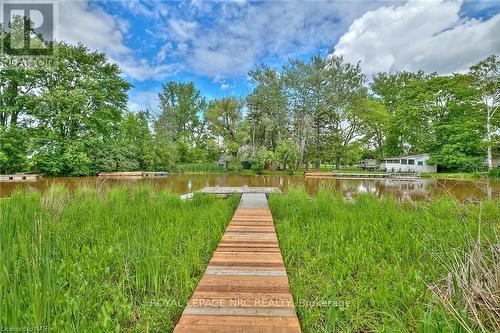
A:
[
  {"left": 486, "top": 107, "right": 492, "bottom": 170},
  {"left": 298, "top": 126, "right": 306, "bottom": 168},
  {"left": 335, "top": 155, "right": 341, "bottom": 170}
]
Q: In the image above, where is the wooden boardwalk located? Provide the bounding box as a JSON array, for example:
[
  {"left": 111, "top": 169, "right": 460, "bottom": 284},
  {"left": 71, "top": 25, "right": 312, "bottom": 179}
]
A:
[{"left": 174, "top": 193, "right": 301, "bottom": 333}]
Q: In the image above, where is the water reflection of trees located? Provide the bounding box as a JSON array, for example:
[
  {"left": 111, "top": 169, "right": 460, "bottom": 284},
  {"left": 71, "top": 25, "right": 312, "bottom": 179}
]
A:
[{"left": 0, "top": 175, "right": 498, "bottom": 201}]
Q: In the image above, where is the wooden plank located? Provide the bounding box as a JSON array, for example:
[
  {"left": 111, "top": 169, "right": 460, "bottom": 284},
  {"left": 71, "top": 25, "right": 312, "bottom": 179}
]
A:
[
  {"left": 205, "top": 269, "right": 286, "bottom": 276},
  {"left": 210, "top": 254, "right": 283, "bottom": 260},
  {"left": 174, "top": 326, "right": 300, "bottom": 333},
  {"left": 175, "top": 314, "right": 302, "bottom": 333},
  {"left": 188, "top": 292, "right": 294, "bottom": 308},
  {"left": 173, "top": 193, "right": 301, "bottom": 332},
  {"left": 208, "top": 265, "right": 286, "bottom": 271},
  {"left": 215, "top": 248, "right": 281, "bottom": 253},
  {"left": 182, "top": 307, "right": 297, "bottom": 317}
]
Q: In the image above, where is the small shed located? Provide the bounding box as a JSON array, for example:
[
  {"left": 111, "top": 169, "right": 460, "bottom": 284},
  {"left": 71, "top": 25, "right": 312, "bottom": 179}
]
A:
[
  {"left": 359, "top": 159, "right": 378, "bottom": 170},
  {"left": 217, "top": 155, "right": 230, "bottom": 169}
]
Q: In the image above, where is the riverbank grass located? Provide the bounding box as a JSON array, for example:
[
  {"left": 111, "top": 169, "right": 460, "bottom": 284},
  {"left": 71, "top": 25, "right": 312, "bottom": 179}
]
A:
[
  {"left": 270, "top": 189, "right": 499, "bottom": 332},
  {"left": 0, "top": 185, "right": 239, "bottom": 332}
]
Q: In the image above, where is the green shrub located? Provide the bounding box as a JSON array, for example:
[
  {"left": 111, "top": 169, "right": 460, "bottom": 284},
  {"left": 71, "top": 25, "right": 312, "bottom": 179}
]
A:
[
  {"left": 178, "top": 162, "right": 223, "bottom": 173},
  {"left": 488, "top": 167, "right": 500, "bottom": 179},
  {"left": 250, "top": 160, "right": 264, "bottom": 174}
]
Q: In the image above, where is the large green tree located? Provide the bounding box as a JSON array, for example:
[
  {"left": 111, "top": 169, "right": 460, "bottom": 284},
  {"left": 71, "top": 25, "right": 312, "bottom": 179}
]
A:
[
  {"left": 396, "top": 74, "right": 484, "bottom": 171},
  {"left": 284, "top": 55, "right": 366, "bottom": 169},
  {"left": 371, "top": 71, "right": 428, "bottom": 156},
  {"left": 157, "top": 82, "right": 206, "bottom": 142},
  {"left": 284, "top": 56, "right": 328, "bottom": 168},
  {"left": 0, "top": 17, "right": 46, "bottom": 173},
  {"left": 359, "top": 98, "right": 390, "bottom": 160},
  {"left": 322, "top": 56, "right": 366, "bottom": 169},
  {"left": 205, "top": 97, "right": 245, "bottom": 157},
  {"left": 247, "top": 65, "right": 288, "bottom": 152},
  {"left": 469, "top": 55, "right": 499, "bottom": 170},
  {"left": 282, "top": 59, "right": 314, "bottom": 167},
  {"left": 93, "top": 111, "right": 163, "bottom": 172},
  {"left": 156, "top": 81, "right": 207, "bottom": 163},
  {"left": 31, "top": 43, "right": 130, "bottom": 175}
]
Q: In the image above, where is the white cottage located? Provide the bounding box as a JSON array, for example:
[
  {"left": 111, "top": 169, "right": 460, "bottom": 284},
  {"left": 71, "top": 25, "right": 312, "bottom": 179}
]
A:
[{"left": 379, "top": 154, "right": 437, "bottom": 173}]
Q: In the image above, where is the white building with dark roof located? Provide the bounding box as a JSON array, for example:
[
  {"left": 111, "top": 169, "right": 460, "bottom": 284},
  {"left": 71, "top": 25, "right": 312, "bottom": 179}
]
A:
[{"left": 380, "top": 154, "right": 437, "bottom": 173}]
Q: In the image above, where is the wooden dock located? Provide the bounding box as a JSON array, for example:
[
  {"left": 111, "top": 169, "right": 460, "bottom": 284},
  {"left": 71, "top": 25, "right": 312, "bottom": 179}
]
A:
[
  {"left": 181, "top": 187, "right": 281, "bottom": 200},
  {"left": 97, "top": 171, "right": 168, "bottom": 179},
  {"left": 198, "top": 186, "right": 282, "bottom": 195},
  {"left": 0, "top": 174, "right": 42, "bottom": 182},
  {"left": 305, "top": 172, "right": 420, "bottom": 180},
  {"left": 142, "top": 171, "right": 169, "bottom": 178},
  {"left": 174, "top": 193, "right": 301, "bottom": 333}
]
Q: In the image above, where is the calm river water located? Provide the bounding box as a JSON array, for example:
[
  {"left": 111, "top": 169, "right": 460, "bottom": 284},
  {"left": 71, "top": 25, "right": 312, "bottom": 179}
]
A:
[{"left": 1, "top": 174, "right": 499, "bottom": 201}]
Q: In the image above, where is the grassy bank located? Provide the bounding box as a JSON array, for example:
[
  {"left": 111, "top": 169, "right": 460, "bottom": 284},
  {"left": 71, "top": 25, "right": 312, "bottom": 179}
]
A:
[
  {"left": 270, "top": 189, "right": 499, "bottom": 332},
  {"left": 176, "top": 162, "right": 226, "bottom": 173},
  {"left": 176, "top": 162, "right": 500, "bottom": 180},
  {"left": 422, "top": 172, "right": 483, "bottom": 181},
  {"left": 0, "top": 185, "right": 239, "bottom": 332}
]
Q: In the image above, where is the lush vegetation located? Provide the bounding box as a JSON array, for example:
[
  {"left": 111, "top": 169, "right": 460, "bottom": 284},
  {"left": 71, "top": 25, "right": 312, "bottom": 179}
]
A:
[
  {"left": 0, "top": 185, "right": 239, "bottom": 332},
  {"left": 1, "top": 18, "right": 499, "bottom": 176},
  {"left": 270, "top": 189, "right": 499, "bottom": 332}
]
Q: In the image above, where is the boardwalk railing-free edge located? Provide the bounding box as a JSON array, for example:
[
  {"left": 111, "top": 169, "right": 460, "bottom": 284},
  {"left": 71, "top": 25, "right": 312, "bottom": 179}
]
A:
[{"left": 174, "top": 191, "right": 301, "bottom": 333}]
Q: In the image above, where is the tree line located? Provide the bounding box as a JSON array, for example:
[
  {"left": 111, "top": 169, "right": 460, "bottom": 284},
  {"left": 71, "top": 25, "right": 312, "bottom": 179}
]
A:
[
  {"left": 245, "top": 55, "right": 499, "bottom": 172},
  {"left": 1, "top": 18, "right": 498, "bottom": 175}
]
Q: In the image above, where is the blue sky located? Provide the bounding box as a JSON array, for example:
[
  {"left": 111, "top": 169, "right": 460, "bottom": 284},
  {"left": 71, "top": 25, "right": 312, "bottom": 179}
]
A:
[{"left": 55, "top": 0, "right": 500, "bottom": 111}]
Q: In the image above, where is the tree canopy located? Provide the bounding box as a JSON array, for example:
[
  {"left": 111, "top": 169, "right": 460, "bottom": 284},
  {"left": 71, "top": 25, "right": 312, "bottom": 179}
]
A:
[{"left": 1, "top": 18, "right": 497, "bottom": 174}]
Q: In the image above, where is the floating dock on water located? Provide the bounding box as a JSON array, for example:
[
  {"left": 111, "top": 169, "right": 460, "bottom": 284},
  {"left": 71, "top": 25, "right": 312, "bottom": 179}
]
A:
[
  {"left": 97, "top": 171, "right": 168, "bottom": 179},
  {"left": 174, "top": 192, "right": 301, "bottom": 332},
  {"left": 142, "top": 171, "right": 169, "bottom": 178},
  {"left": 198, "top": 186, "right": 282, "bottom": 195},
  {"left": 0, "top": 174, "right": 42, "bottom": 182},
  {"left": 305, "top": 172, "right": 420, "bottom": 181},
  {"left": 180, "top": 186, "right": 282, "bottom": 200}
]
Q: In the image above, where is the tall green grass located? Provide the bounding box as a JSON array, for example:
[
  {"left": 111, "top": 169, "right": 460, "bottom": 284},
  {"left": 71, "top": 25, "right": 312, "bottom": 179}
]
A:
[
  {"left": 0, "top": 185, "right": 238, "bottom": 332},
  {"left": 177, "top": 163, "right": 229, "bottom": 173},
  {"left": 270, "top": 189, "right": 499, "bottom": 332}
]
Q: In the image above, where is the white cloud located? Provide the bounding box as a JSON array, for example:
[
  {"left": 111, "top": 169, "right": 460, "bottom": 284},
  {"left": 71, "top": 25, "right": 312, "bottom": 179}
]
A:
[
  {"left": 117, "top": 59, "right": 178, "bottom": 82},
  {"left": 156, "top": 42, "right": 173, "bottom": 62},
  {"left": 128, "top": 89, "right": 159, "bottom": 112},
  {"left": 57, "top": 1, "right": 174, "bottom": 81},
  {"left": 58, "top": 1, "right": 130, "bottom": 57},
  {"left": 155, "top": 1, "right": 384, "bottom": 79},
  {"left": 168, "top": 19, "right": 197, "bottom": 41},
  {"left": 334, "top": 0, "right": 500, "bottom": 75}
]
